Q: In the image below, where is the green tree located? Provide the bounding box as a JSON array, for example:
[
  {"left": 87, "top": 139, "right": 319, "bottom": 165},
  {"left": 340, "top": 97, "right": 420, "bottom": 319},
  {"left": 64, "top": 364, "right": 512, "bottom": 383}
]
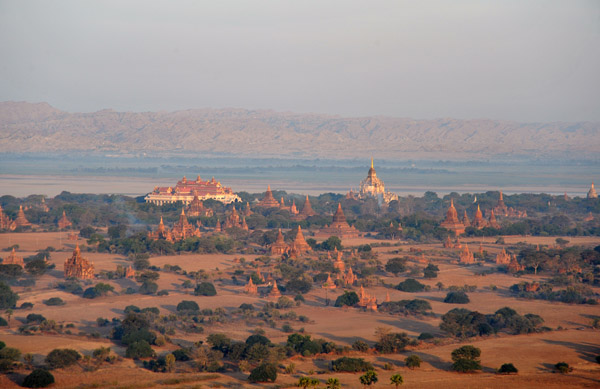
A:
[
  {"left": 359, "top": 370, "right": 378, "bottom": 387},
  {"left": 45, "top": 349, "right": 81, "bottom": 369},
  {"left": 390, "top": 373, "right": 404, "bottom": 388},
  {"left": 194, "top": 282, "right": 217, "bottom": 296},
  {"left": 498, "top": 363, "right": 518, "bottom": 374},
  {"left": 405, "top": 354, "right": 421, "bottom": 369},
  {"left": 165, "top": 353, "right": 175, "bottom": 372},
  {"left": 451, "top": 345, "right": 481, "bottom": 373},
  {"left": 334, "top": 291, "right": 359, "bottom": 307},
  {"left": 326, "top": 377, "right": 341, "bottom": 389},
  {"left": 0, "top": 282, "right": 18, "bottom": 309},
  {"left": 22, "top": 369, "right": 55, "bottom": 388},
  {"left": 385, "top": 257, "right": 407, "bottom": 275},
  {"left": 248, "top": 362, "right": 277, "bottom": 383}
]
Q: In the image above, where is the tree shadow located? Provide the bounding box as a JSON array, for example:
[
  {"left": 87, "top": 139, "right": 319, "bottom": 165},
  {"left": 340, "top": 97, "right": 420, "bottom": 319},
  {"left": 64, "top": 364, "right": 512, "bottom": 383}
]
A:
[
  {"left": 320, "top": 332, "right": 372, "bottom": 346},
  {"left": 377, "top": 318, "right": 441, "bottom": 336},
  {"left": 3, "top": 372, "right": 26, "bottom": 386},
  {"left": 541, "top": 338, "right": 600, "bottom": 363}
]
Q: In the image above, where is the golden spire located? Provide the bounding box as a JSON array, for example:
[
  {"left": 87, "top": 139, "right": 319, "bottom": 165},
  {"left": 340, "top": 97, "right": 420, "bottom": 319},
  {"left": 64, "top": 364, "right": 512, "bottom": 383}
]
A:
[{"left": 371, "top": 157, "right": 374, "bottom": 169}]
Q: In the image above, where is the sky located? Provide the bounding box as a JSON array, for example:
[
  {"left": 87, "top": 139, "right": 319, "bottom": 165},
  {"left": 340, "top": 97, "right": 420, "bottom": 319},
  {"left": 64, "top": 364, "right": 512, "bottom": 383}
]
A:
[{"left": 0, "top": 0, "right": 599, "bottom": 122}]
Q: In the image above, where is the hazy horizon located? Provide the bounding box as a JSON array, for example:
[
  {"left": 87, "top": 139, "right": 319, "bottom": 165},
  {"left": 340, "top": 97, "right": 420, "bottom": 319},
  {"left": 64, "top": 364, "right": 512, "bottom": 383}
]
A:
[{"left": 1, "top": 1, "right": 599, "bottom": 122}]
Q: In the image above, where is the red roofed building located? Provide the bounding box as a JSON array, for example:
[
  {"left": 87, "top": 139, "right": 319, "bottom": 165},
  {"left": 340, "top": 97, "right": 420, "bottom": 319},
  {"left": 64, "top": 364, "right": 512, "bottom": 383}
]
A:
[{"left": 145, "top": 175, "right": 240, "bottom": 205}]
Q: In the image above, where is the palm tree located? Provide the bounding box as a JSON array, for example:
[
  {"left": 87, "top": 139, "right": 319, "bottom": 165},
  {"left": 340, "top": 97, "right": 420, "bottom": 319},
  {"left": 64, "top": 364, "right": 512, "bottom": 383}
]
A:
[
  {"left": 359, "top": 370, "right": 378, "bottom": 387},
  {"left": 390, "top": 374, "right": 403, "bottom": 388},
  {"left": 326, "top": 377, "right": 341, "bottom": 389}
]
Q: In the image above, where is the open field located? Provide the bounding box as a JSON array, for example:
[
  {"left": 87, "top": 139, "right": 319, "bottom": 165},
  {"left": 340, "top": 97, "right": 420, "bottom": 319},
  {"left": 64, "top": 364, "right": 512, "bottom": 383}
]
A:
[{"left": 1, "top": 232, "right": 599, "bottom": 388}]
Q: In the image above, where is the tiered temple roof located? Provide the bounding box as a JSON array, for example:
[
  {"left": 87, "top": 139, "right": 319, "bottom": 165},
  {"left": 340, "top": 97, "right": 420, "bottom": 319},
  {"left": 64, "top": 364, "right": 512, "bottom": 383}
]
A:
[
  {"left": 488, "top": 209, "right": 500, "bottom": 229},
  {"left": 333, "top": 249, "right": 345, "bottom": 272},
  {"left": 358, "top": 158, "right": 398, "bottom": 204},
  {"left": 459, "top": 243, "right": 475, "bottom": 264},
  {"left": 12, "top": 206, "right": 31, "bottom": 229},
  {"left": 269, "top": 229, "right": 288, "bottom": 255},
  {"left": 320, "top": 203, "right": 359, "bottom": 238},
  {"left": 0, "top": 205, "right": 11, "bottom": 230},
  {"left": 187, "top": 194, "right": 214, "bottom": 217},
  {"left": 494, "top": 191, "right": 509, "bottom": 215},
  {"left": 341, "top": 266, "right": 357, "bottom": 286},
  {"left": 507, "top": 255, "right": 524, "bottom": 273},
  {"left": 295, "top": 196, "right": 316, "bottom": 220},
  {"left": 3, "top": 248, "right": 24, "bottom": 267},
  {"left": 256, "top": 185, "right": 281, "bottom": 208},
  {"left": 289, "top": 226, "right": 311, "bottom": 254},
  {"left": 440, "top": 199, "right": 465, "bottom": 236},
  {"left": 471, "top": 205, "right": 488, "bottom": 229},
  {"left": 222, "top": 207, "right": 244, "bottom": 230},
  {"left": 64, "top": 245, "right": 95, "bottom": 279},
  {"left": 495, "top": 248, "right": 511, "bottom": 265},
  {"left": 145, "top": 175, "right": 240, "bottom": 205},
  {"left": 268, "top": 279, "right": 282, "bottom": 298},
  {"left": 357, "top": 285, "right": 378, "bottom": 311},
  {"left": 57, "top": 211, "right": 72, "bottom": 229},
  {"left": 322, "top": 273, "right": 336, "bottom": 289},
  {"left": 244, "top": 277, "right": 258, "bottom": 294},
  {"left": 125, "top": 265, "right": 135, "bottom": 278},
  {"left": 171, "top": 208, "right": 201, "bottom": 240},
  {"left": 588, "top": 182, "right": 598, "bottom": 199},
  {"left": 462, "top": 210, "right": 470, "bottom": 227}
]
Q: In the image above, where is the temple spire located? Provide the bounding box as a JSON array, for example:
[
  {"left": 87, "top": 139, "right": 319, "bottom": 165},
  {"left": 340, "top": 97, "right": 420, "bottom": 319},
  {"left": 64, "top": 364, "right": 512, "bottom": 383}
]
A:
[{"left": 371, "top": 157, "right": 373, "bottom": 169}]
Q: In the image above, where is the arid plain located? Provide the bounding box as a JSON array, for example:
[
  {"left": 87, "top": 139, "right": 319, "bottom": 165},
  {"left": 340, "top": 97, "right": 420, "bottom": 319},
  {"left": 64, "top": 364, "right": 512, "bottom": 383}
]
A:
[{"left": 0, "top": 231, "right": 598, "bottom": 388}]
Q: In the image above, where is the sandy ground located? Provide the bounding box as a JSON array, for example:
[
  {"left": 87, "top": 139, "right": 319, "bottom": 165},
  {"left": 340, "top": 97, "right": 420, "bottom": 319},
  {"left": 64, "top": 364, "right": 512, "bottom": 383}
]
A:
[{"left": 0, "top": 232, "right": 599, "bottom": 388}]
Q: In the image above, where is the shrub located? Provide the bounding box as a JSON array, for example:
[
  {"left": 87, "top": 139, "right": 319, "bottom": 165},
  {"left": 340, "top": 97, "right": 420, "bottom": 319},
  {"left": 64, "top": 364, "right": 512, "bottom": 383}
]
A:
[
  {"left": 444, "top": 291, "right": 470, "bottom": 304},
  {"left": 418, "top": 332, "right": 434, "bottom": 340},
  {"left": 177, "top": 300, "right": 200, "bottom": 312},
  {"left": 285, "top": 279, "right": 312, "bottom": 294},
  {"left": 385, "top": 257, "right": 407, "bottom": 275},
  {"left": 43, "top": 297, "right": 65, "bottom": 306},
  {"left": 396, "top": 278, "right": 426, "bottom": 292},
  {"left": 405, "top": 354, "right": 422, "bottom": 369},
  {"left": 20, "top": 302, "right": 34, "bottom": 309},
  {"left": 352, "top": 340, "right": 369, "bottom": 352},
  {"left": 172, "top": 348, "right": 191, "bottom": 361},
  {"left": 334, "top": 291, "right": 359, "bottom": 307},
  {"left": 26, "top": 313, "right": 46, "bottom": 323},
  {"left": 375, "top": 331, "right": 410, "bottom": 353},
  {"left": 124, "top": 305, "right": 141, "bottom": 313},
  {"left": 22, "top": 369, "right": 55, "bottom": 388},
  {"left": 423, "top": 263, "right": 439, "bottom": 278},
  {"left": 554, "top": 362, "right": 572, "bottom": 374},
  {"left": 248, "top": 362, "right": 277, "bottom": 383},
  {"left": 139, "top": 281, "right": 158, "bottom": 295},
  {"left": 194, "top": 282, "right": 217, "bottom": 296},
  {"left": 498, "top": 363, "right": 518, "bottom": 374},
  {"left": 45, "top": 348, "right": 81, "bottom": 369},
  {"left": 126, "top": 340, "right": 155, "bottom": 359},
  {"left": 331, "top": 357, "right": 373, "bottom": 372}
]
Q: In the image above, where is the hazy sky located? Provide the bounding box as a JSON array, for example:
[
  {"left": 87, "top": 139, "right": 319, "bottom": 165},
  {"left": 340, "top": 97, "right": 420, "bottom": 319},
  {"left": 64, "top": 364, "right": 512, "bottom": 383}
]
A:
[{"left": 1, "top": 1, "right": 599, "bottom": 122}]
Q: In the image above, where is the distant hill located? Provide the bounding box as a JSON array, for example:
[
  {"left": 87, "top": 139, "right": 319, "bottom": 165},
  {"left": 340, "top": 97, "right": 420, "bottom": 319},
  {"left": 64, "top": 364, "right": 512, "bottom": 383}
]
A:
[{"left": 0, "top": 101, "right": 598, "bottom": 160}]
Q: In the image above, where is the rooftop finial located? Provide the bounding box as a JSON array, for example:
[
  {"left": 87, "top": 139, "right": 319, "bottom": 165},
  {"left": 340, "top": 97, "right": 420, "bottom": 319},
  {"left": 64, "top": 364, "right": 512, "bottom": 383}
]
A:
[{"left": 371, "top": 157, "right": 374, "bottom": 169}]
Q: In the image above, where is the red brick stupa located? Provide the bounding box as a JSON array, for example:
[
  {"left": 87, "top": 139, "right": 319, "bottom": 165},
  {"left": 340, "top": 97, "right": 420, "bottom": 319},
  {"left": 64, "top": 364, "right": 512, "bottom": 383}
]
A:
[
  {"left": 440, "top": 199, "right": 465, "bottom": 236},
  {"left": 57, "top": 211, "right": 72, "bottom": 229},
  {"left": 64, "top": 244, "right": 95, "bottom": 279},
  {"left": 319, "top": 203, "right": 359, "bottom": 238},
  {"left": 269, "top": 229, "right": 288, "bottom": 255},
  {"left": 295, "top": 195, "right": 316, "bottom": 220},
  {"left": 256, "top": 185, "right": 281, "bottom": 208},
  {"left": 3, "top": 248, "right": 24, "bottom": 268}
]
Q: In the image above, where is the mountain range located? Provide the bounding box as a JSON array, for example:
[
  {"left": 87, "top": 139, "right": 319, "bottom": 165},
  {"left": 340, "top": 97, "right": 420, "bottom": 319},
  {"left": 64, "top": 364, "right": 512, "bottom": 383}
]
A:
[{"left": 1, "top": 101, "right": 598, "bottom": 160}]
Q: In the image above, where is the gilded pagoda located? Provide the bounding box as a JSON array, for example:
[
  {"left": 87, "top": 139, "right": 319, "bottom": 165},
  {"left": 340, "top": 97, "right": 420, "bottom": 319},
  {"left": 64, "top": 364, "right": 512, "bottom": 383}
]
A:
[{"left": 357, "top": 158, "right": 398, "bottom": 204}]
